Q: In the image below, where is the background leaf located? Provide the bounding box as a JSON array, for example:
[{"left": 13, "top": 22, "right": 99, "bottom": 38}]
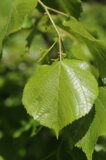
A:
[
  {"left": 0, "top": 0, "right": 38, "bottom": 53},
  {"left": 77, "top": 87, "right": 106, "bottom": 160},
  {"left": 63, "top": 17, "right": 106, "bottom": 78}
]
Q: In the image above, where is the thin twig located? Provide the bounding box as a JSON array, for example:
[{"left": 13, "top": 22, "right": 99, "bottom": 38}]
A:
[
  {"left": 38, "top": 0, "right": 63, "bottom": 61},
  {"left": 41, "top": 150, "right": 57, "bottom": 160},
  {"left": 38, "top": 40, "right": 57, "bottom": 62},
  {"left": 47, "top": 6, "right": 69, "bottom": 17}
]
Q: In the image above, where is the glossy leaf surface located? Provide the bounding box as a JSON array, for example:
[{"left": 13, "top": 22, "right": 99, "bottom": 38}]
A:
[{"left": 23, "top": 59, "right": 98, "bottom": 136}]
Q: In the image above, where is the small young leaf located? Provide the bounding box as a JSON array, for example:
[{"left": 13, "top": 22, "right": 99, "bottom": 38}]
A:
[
  {"left": 77, "top": 87, "right": 106, "bottom": 160},
  {"left": 22, "top": 59, "right": 98, "bottom": 136}
]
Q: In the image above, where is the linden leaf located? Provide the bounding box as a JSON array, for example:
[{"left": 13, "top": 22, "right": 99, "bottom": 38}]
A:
[{"left": 22, "top": 59, "right": 98, "bottom": 136}]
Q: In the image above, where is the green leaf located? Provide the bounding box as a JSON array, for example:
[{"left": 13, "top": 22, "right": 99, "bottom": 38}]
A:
[
  {"left": 55, "top": 0, "right": 82, "bottom": 19},
  {"left": 63, "top": 17, "right": 106, "bottom": 78},
  {"left": 2, "top": 29, "right": 30, "bottom": 64},
  {"left": 81, "top": 4, "right": 106, "bottom": 41},
  {"left": 0, "top": 0, "right": 38, "bottom": 52},
  {"left": 71, "top": 41, "right": 93, "bottom": 62},
  {"left": 62, "top": 106, "right": 95, "bottom": 147},
  {"left": 0, "top": 0, "right": 11, "bottom": 52},
  {"left": 77, "top": 87, "right": 106, "bottom": 160},
  {"left": 29, "top": 34, "right": 48, "bottom": 61},
  {"left": 22, "top": 59, "right": 98, "bottom": 136},
  {"left": 8, "top": 0, "right": 38, "bottom": 33}
]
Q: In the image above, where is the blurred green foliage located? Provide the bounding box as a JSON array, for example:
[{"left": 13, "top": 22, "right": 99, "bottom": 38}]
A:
[{"left": 0, "top": 0, "right": 106, "bottom": 160}]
